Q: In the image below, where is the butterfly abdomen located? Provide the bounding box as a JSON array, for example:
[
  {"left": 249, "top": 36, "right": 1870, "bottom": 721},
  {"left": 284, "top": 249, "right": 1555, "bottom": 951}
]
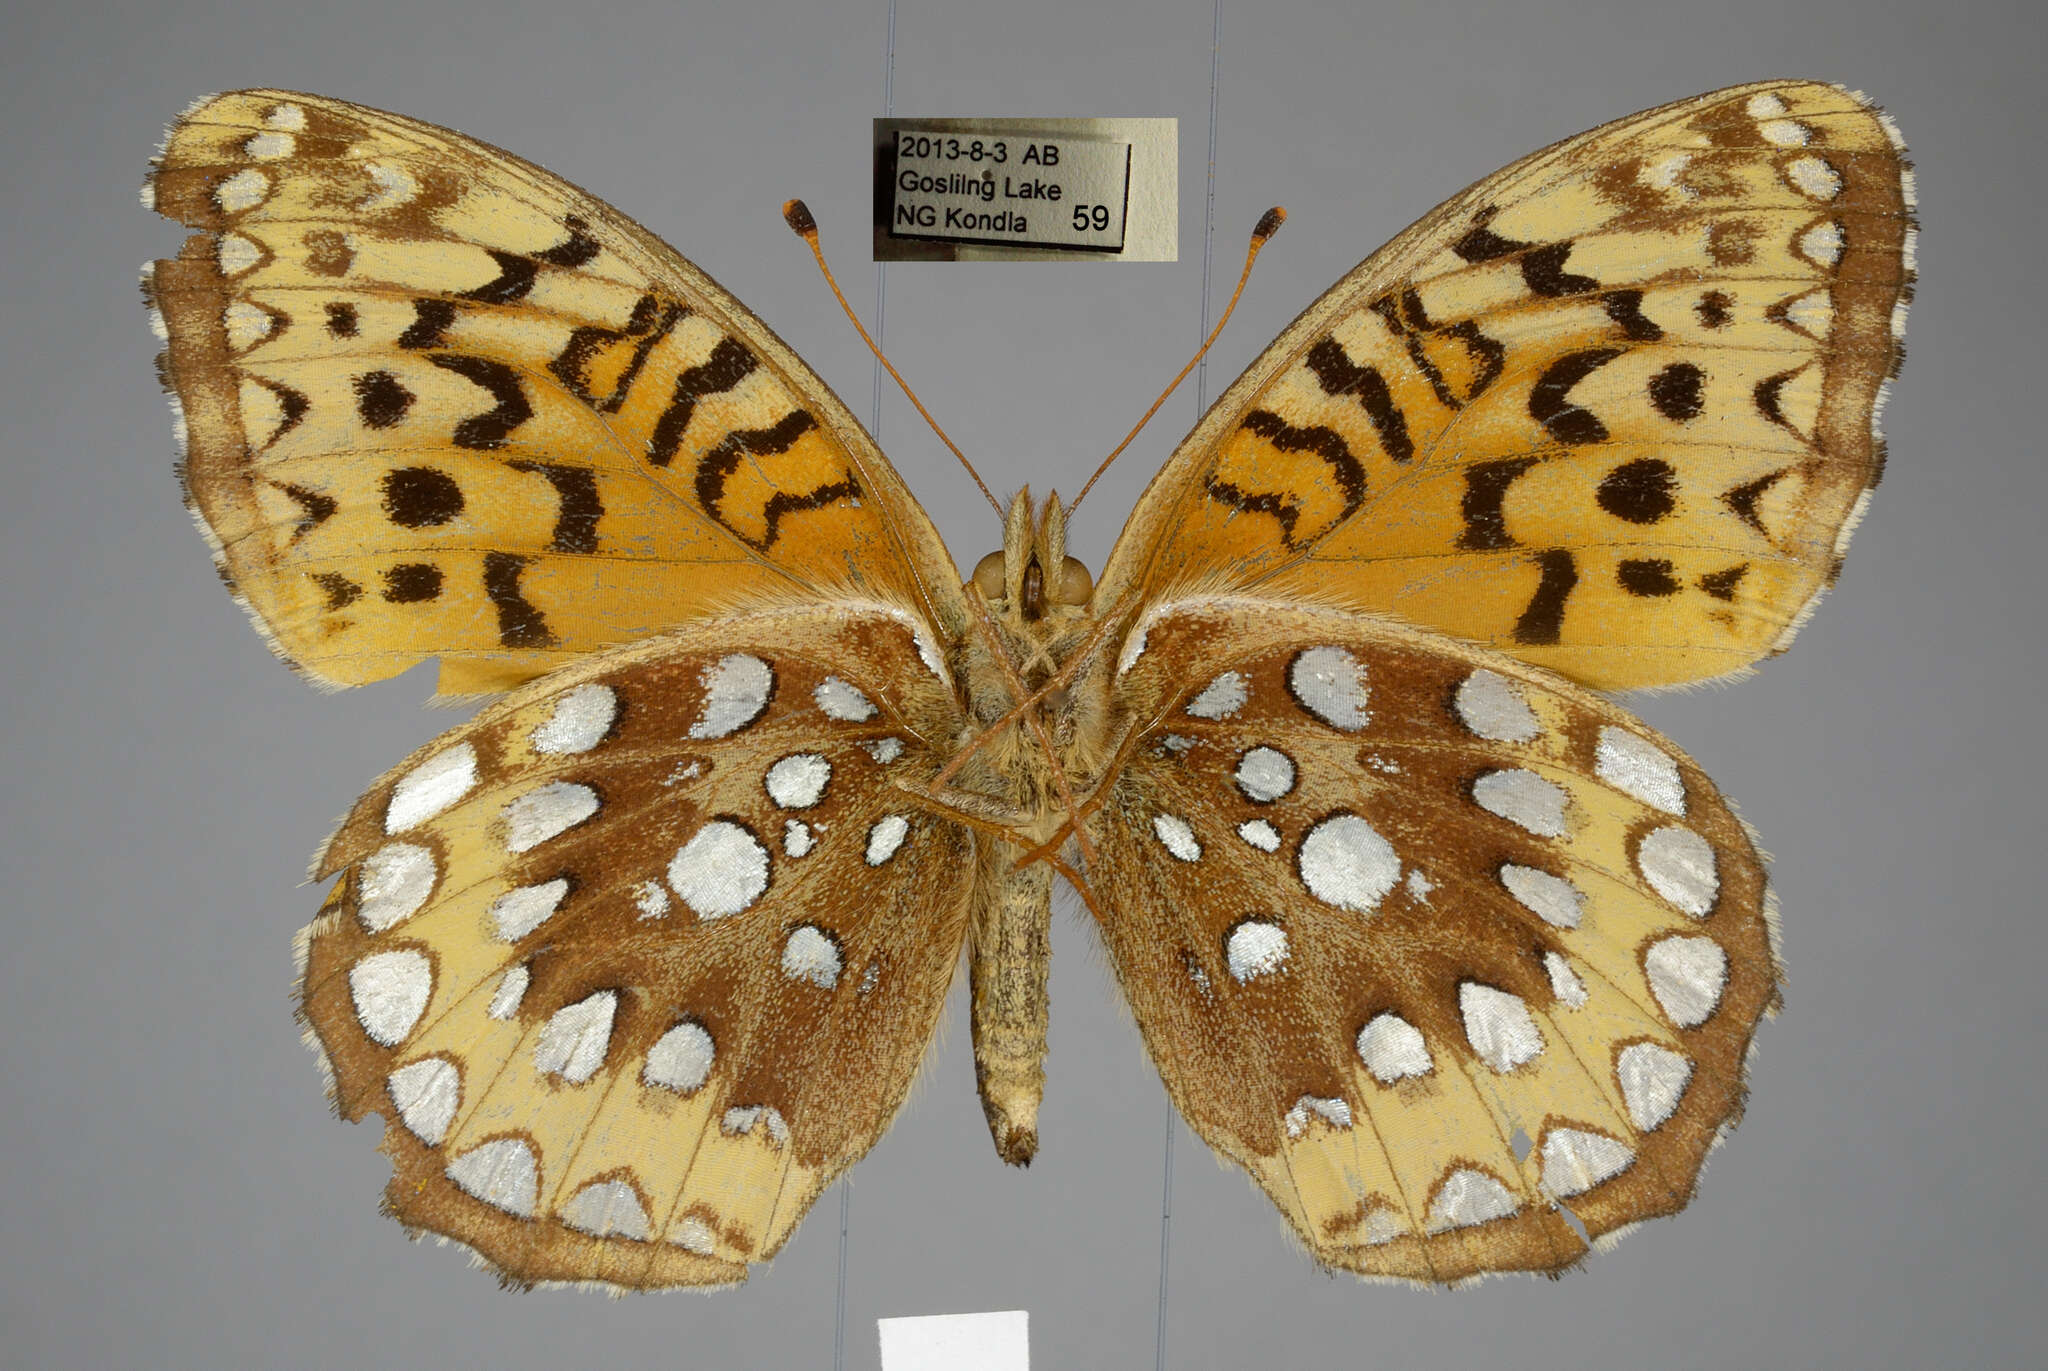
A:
[{"left": 969, "top": 853, "right": 1054, "bottom": 1166}]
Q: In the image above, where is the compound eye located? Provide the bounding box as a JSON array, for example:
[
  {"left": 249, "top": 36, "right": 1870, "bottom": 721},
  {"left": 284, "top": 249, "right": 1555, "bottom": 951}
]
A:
[
  {"left": 1055, "top": 556, "right": 1094, "bottom": 605},
  {"left": 971, "top": 550, "right": 1006, "bottom": 599}
]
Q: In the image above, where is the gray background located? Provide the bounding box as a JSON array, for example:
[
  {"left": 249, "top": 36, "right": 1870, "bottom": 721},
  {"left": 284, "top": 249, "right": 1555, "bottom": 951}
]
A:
[{"left": 4, "top": 0, "right": 2042, "bottom": 1367}]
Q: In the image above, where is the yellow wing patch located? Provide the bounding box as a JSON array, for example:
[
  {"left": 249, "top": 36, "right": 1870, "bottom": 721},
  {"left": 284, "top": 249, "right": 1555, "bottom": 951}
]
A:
[
  {"left": 146, "top": 91, "right": 963, "bottom": 695},
  {"left": 1099, "top": 82, "right": 1912, "bottom": 690}
]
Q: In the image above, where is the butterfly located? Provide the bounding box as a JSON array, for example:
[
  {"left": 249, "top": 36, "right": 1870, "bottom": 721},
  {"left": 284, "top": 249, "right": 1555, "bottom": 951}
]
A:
[{"left": 142, "top": 83, "right": 1912, "bottom": 1290}]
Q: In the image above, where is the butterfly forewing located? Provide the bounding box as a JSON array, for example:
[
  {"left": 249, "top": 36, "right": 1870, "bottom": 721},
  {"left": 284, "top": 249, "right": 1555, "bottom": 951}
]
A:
[
  {"left": 145, "top": 91, "right": 966, "bottom": 695},
  {"left": 1089, "top": 600, "right": 1776, "bottom": 1281},
  {"left": 298, "top": 603, "right": 972, "bottom": 1288},
  {"left": 1096, "top": 82, "right": 1912, "bottom": 690}
]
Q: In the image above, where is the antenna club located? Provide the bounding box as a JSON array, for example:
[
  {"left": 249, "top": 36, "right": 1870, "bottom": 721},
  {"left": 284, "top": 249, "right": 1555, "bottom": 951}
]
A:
[
  {"left": 1254, "top": 206, "right": 1287, "bottom": 242},
  {"left": 782, "top": 199, "right": 818, "bottom": 237}
]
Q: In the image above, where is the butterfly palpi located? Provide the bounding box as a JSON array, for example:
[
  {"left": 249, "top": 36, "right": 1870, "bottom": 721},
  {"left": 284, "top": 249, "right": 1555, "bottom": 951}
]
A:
[{"left": 142, "top": 83, "right": 1912, "bottom": 1288}]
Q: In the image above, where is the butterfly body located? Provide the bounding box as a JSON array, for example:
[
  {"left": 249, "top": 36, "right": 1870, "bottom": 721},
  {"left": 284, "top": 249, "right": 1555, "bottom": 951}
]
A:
[{"left": 145, "top": 82, "right": 1911, "bottom": 1289}]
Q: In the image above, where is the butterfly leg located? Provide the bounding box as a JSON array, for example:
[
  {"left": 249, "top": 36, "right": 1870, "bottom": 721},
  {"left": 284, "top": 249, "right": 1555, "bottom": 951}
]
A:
[
  {"left": 925, "top": 589, "right": 1131, "bottom": 794},
  {"left": 1004, "top": 707, "right": 1166, "bottom": 872},
  {"left": 952, "top": 588, "right": 1103, "bottom": 867}
]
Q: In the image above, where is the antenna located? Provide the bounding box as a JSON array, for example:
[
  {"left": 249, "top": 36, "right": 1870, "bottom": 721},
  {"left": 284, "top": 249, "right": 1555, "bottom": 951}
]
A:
[
  {"left": 1069, "top": 206, "right": 1285, "bottom": 512},
  {"left": 784, "top": 200, "right": 1004, "bottom": 516}
]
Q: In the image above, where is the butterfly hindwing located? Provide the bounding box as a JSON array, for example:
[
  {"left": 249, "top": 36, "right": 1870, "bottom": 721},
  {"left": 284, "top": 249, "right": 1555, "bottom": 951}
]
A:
[
  {"left": 145, "top": 90, "right": 966, "bottom": 695},
  {"left": 1091, "top": 600, "right": 1776, "bottom": 1281},
  {"left": 1096, "top": 82, "right": 1912, "bottom": 690},
  {"left": 298, "top": 603, "right": 972, "bottom": 1288}
]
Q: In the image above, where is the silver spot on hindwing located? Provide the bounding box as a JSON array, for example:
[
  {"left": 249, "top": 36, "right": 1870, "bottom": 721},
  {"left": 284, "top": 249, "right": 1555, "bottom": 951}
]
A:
[
  {"left": 764, "top": 753, "right": 831, "bottom": 809},
  {"left": 1595, "top": 726, "right": 1685, "bottom": 814},
  {"left": 1638, "top": 825, "right": 1720, "bottom": 916},
  {"left": 865, "top": 814, "right": 910, "bottom": 866},
  {"left": 1297, "top": 814, "right": 1401, "bottom": 914},
  {"left": 668, "top": 819, "right": 771, "bottom": 918},
  {"left": 1356, "top": 1013, "right": 1432, "bottom": 1083},
  {"left": 531, "top": 684, "right": 617, "bottom": 755},
  {"left": 1234, "top": 746, "right": 1296, "bottom": 802},
  {"left": 781, "top": 925, "right": 842, "bottom": 989},
  {"left": 689, "top": 654, "right": 773, "bottom": 739},
  {"left": 446, "top": 1138, "right": 538, "bottom": 1217},
  {"left": 1542, "top": 1128, "right": 1635, "bottom": 1198},
  {"left": 533, "top": 990, "right": 617, "bottom": 1084},
  {"left": 1426, "top": 1168, "right": 1519, "bottom": 1233},
  {"left": 1454, "top": 669, "right": 1540, "bottom": 742},
  {"left": 385, "top": 743, "right": 478, "bottom": 832},
  {"left": 1288, "top": 646, "right": 1371, "bottom": 730},
  {"left": 1645, "top": 935, "right": 1729, "bottom": 1027},
  {"left": 1186, "top": 670, "right": 1248, "bottom": 720},
  {"left": 643, "top": 1021, "right": 715, "bottom": 1093},
  {"left": 387, "top": 1057, "right": 460, "bottom": 1145},
  {"left": 1459, "top": 982, "right": 1544, "bottom": 1072},
  {"left": 349, "top": 949, "right": 432, "bottom": 1046},
  {"left": 1473, "top": 769, "right": 1569, "bottom": 837},
  {"left": 1617, "top": 1042, "right": 1693, "bottom": 1130},
  {"left": 1225, "top": 919, "right": 1290, "bottom": 982},
  {"left": 1152, "top": 813, "right": 1201, "bottom": 861},
  {"left": 562, "top": 1181, "right": 650, "bottom": 1240},
  {"left": 356, "top": 842, "right": 437, "bottom": 932}
]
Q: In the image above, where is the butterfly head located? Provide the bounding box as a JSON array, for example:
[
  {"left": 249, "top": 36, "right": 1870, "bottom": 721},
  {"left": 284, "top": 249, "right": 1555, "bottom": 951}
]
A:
[{"left": 971, "top": 488, "right": 1094, "bottom": 626}]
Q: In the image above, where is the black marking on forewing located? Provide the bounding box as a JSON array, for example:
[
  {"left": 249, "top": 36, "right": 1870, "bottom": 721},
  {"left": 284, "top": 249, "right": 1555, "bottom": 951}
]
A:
[
  {"left": 382, "top": 466, "right": 465, "bottom": 528},
  {"left": 482, "top": 552, "right": 555, "bottom": 648},
  {"left": 1602, "top": 290, "right": 1664, "bottom": 342},
  {"left": 534, "top": 216, "right": 602, "bottom": 269},
  {"left": 1754, "top": 369, "right": 1803, "bottom": 430},
  {"left": 1427, "top": 322, "right": 1508, "bottom": 409},
  {"left": 1512, "top": 550, "right": 1578, "bottom": 645},
  {"left": 1457, "top": 458, "right": 1541, "bottom": 551},
  {"left": 550, "top": 295, "right": 687, "bottom": 413},
  {"left": 1238, "top": 410, "right": 1367, "bottom": 510},
  {"left": 648, "top": 338, "right": 759, "bottom": 467},
  {"left": 1203, "top": 477, "right": 1300, "bottom": 545},
  {"left": 1696, "top": 291, "right": 1734, "bottom": 329},
  {"left": 1649, "top": 362, "right": 1706, "bottom": 422},
  {"left": 382, "top": 562, "right": 444, "bottom": 603},
  {"left": 1529, "top": 349, "right": 1624, "bottom": 445},
  {"left": 1596, "top": 458, "right": 1678, "bottom": 525},
  {"left": 459, "top": 250, "right": 539, "bottom": 304},
  {"left": 311, "top": 572, "right": 361, "bottom": 610},
  {"left": 1369, "top": 292, "right": 1504, "bottom": 410},
  {"left": 511, "top": 462, "right": 603, "bottom": 554},
  {"left": 1722, "top": 470, "right": 1787, "bottom": 536},
  {"left": 694, "top": 411, "right": 847, "bottom": 552},
  {"left": 277, "top": 482, "right": 336, "bottom": 542},
  {"left": 429, "top": 355, "right": 532, "bottom": 450},
  {"left": 324, "top": 302, "right": 359, "bottom": 338},
  {"left": 304, "top": 230, "right": 352, "bottom": 277},
  {"left": 398, "top": 299, "right": 457, "bottom": 350},
  {"left": 1617, "top": 559, "right": 1681, "bottom": 597},
  {"left": 1452, "top": 208, "right": 1529, "bottom": 263},
  {"left": 353, "top": 371, "right": 413, "bottom": 429},
  {"left": 1304, "top": 338, "right": 1413, "bottom": 463},
  {"left": 1698, "top": 564, "right": 1749, "bottom": 601},
  {"left": 253, "top": 378, "right": 309, "bottom": 448},
  {"left": 1521, "top": 242, "right": 1598, "bottom": 297}
]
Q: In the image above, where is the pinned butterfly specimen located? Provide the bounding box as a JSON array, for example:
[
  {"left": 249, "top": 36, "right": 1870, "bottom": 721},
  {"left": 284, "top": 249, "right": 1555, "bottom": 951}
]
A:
[{"left": 142, "top": 83, "right": 1912, "bottom": 1289}]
